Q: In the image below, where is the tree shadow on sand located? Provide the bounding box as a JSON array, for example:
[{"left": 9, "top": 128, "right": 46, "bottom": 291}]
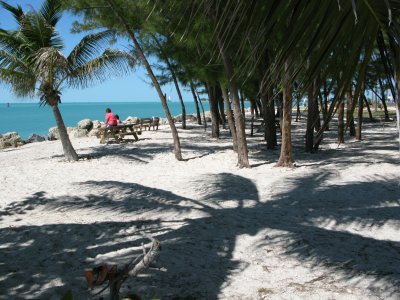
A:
[{"left": 0, "top": 172, "right": 399, "bottom": 299}]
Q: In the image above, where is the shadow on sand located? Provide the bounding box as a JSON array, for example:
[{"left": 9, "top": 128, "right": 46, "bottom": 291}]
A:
[{"left": 1, "top": 170, "right": 399, "bottom": 299}]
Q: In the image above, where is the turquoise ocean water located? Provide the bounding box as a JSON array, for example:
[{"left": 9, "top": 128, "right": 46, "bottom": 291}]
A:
[{"left": 0, "top": 101, "right": 211, "bottom": 139}]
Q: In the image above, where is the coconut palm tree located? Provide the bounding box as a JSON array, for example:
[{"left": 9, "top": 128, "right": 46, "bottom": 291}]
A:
[{"left": 0, "top": 0, "right": 131, "bottom": 161}]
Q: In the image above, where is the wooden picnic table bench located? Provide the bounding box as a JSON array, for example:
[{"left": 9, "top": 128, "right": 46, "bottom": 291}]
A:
[
  {"left": 140, "top": 117, "right": 160, "bottom": 131},
  {"left": 99, "top": 123, "right": 142, "bottom": 144}
]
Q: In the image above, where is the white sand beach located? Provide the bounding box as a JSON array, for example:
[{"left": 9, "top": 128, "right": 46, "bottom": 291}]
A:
[{"left": 0, "top": 120, "right": 399, "bottom": 299}]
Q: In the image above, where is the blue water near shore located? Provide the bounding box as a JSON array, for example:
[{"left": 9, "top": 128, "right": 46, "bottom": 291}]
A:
[{"left": 0, "top": 101, "right": 211, "bottom": 139}]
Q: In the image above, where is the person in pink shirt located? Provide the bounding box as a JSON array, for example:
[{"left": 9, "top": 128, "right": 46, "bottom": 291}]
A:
[{"left": 105, "top": 108, "right": 118, "bottom": 127}]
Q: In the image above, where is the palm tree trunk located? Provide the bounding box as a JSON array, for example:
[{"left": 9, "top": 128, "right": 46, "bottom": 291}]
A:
[
  {"left": 276, "top": 59, "right": 294, "bottom": 167},
  {"left": 190, "top": 81, "right": 202, "bottom": 125},
  {"left": 51, "top": 104, "right": 78, "bottom": 161},
  {"left": 218, "top": 39, "right": 250, "bottom": 168},
  {"left": 106, "top": 0, "right": 182, "bottom": 160},
  {"left": 221, "top": 84, "right": 237, "bottom": 151}
]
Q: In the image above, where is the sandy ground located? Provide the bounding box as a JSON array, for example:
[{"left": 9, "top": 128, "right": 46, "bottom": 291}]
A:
[{"left": 0, "top": 118, "right": 399, "bottom": 300}]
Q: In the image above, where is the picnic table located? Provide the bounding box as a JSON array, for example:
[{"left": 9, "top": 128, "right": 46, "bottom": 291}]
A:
[
  {"left": 250, "top": 117, "right": 281, "bottom": 136},
  {"left": 99, "top": 123, "right": 142, "bottom": 144}
]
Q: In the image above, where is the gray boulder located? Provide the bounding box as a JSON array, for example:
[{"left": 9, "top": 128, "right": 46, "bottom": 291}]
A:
[
  {"left": 69, "top": 128, "right": 88, "bottom": 138},
  {"left": 77, "top": 119, "right": 93, "bottom": 131},
  {"left": 173, "top": 114, "right": 182, "bottom": 122},
  {"left": 0, "top": 132, "right": 23, "bottom": 149},
  {"left": 27, "top": 134, "right": 46, "bottom": 143},
  {"left": 187, "top": 114, "right": 198, "bottom": 123},
  {"left": 92, "top": 120, "right": 102, "bottom": 129},
  {"left": 125, "top": 116, "right": 140, "bottom": 124},
  {"left": 88, "top": 128, "right": 101, "bottom": 137},
  {"left": 48, "top": 127, "right": 59, "bottom": 140}
]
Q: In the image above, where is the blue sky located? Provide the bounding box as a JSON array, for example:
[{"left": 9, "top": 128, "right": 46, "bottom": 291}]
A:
[{"left": 0, "top": 0, "right": 192, "bottom": 103}]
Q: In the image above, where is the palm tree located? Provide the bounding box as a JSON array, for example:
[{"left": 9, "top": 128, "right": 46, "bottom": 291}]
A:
[{"left": 0, "top": 0, "right": 131, "bottom": 161}]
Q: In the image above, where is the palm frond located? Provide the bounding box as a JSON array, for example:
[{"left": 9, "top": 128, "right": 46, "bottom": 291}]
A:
[
  {"left": 67, "top": 30, "right": 116, "bottom": 69},
  {"left": 39, "top": 0, "right": 62, "bottom": 27},
  {"left": 0, "top": 67, "right": 36, "bottom": 97},
  {"left": 0, "top": 1, "right": 24, "bottom": 25},
  {"left": 67, "top": 48, "right": 134, "bottom": 89}
]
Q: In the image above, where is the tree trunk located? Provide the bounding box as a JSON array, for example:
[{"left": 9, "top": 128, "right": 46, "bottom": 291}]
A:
[
  {"left": 323, "top": 88, "right": 330, "bottom": 131},
  {"left": 51, "top": 104, "right": 79, "bottom": 161},
  {"left": 258, "top": 51, "right": 277, "bottom": 149},
  {"left": 338, "top": 100, "right": 345, "bottom": 144},
  {"left": 260, "top": 85, "right": 277, "bottom": 149},
  {"left": 364, "top": 95, "right": 373, "bottom": 121},
  {"left": 239, "top": 90, "right": 245, "bottom": 116},
  {"left": 190, "top": 81, "right": 202, "bottom": 125},
  {"left": 218, "top": 39, "right": 250, "bottom": 168},
  {"left": 346, "top": 92, "right": 356, "bottom": 136},
  {"left": 221, "top": 84, "right": 238, "bottom": 151},
  {"left": 356, "top": 89, "right": 364, "bottom": 141},
  {"left": 216, "top": 85, "right": 226, "bottom": 129},
  {"left": 206, "top": 83, "right": 220, "bottom": 138},
  {"left": 107, "top": 0, "right": 182, "bottom": 160},
  {"left": 295, "top": 82, "right": 301, "bottom": 121},
  {"left": 195, "top": 88, "right": 207, "bottom": 131},
  {"left": 153, "top": 36, "right": 186, "bottom": 129},
  {"left": 378, "top": 78, "right": 390, "bottom": 121},
  {"left": 305, "top": 78, "right": 318, "bottom": 152},
  {"left": 276, "top": 59, "right": 294, "bottom": 167},
  {"left": 395, "top": 44, "right": 400, "bottom": 152}
]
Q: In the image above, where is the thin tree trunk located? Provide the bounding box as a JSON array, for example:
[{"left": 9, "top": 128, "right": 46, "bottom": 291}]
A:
[
  {"left": 395, "top": 44, "right": 400, "bottom": 152},
  {"left": 190, "top": 81, "right": 202, "bottom": 125},
  {"left": 356, "top": 88, "right": 364, "bottom": 141},
  {"left": 239, "top": 90, "right": 245, "bottom": 116},
  {"left": 364, "top": 95, "right": 373, "bottom": 121},
  {"left": 216, "top": 85, "right": 226, "bottom": 129},
  {"left": 221, "top": 84, "right": 238, "bottom": 151},
  {"left": 378, "top": 78, "right": 390, "bottom": 121},
  {"left": 256, "top": 99, "right": 262, "bottom": 118},
  {"left": 51, "top": 104, "right": 78, "bottom": 161},
  {"left": 153, "top": 36, "right": 186, "bottom": 129},
  {"left": 321, "top": 80, "right": 329, "bottom": 131},
  {"left": 295, "top": 82, "right": 301, "bottom": 121},
  {"left": 259, "top": 51, "right": 277, "bottom": 149},
  {"left": 338, "top": 100, "right": 345, "bottom": 144},
  {"left": 195, "top": 88, "right": 207, "bottom": 131},
  {"left": 305, "top": 78, "right": 318, "bottom": 152},
  {"left": 276, "top": 59, "right": 294, "bottom": 167},
  {"left": 218, "top": 39, "right": 250, "bottom": 168},
  {"left": 206, "top": 82, "right": 220, "bottom": 138},
  {"left": 346, "top": 91, "right": 356, "bottom": 136},
  {"left": 260, "top": 85, "right": 277, "bottom": 149},
  {"left": 107, "top": 0, "right": 182, "bottom": 160}
]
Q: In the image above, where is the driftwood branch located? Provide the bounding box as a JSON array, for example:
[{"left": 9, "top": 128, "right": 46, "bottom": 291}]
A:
[{"left": 85, "top": 236, "right": 161, "bottom": 300}]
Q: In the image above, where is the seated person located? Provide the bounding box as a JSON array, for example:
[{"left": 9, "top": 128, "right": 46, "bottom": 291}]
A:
[
  {"left": 105, "top": 108, "right": 118, "bottom": 127},
  {"left": 116, "top": 114, "right": 123, "bottom": 124}
]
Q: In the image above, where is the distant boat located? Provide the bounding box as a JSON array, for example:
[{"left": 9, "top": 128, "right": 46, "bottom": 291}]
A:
[
  {"left": 168, "top": 95, "right": 171, "bottom": 102},
  {"left": 7, "top": 103, "right": 10, "bottom": 108}
]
